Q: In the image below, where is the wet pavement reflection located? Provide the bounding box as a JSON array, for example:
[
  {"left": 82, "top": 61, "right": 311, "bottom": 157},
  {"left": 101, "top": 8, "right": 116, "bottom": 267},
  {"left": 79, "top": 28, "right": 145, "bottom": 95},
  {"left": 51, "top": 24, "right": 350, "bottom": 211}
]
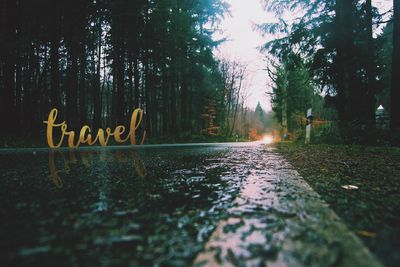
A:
[
  {"left": 0, "top": 143, "right": 256, "bottom": 266},
  {"left": 0, "top": 143, "right": 382, "bottom": 267}
]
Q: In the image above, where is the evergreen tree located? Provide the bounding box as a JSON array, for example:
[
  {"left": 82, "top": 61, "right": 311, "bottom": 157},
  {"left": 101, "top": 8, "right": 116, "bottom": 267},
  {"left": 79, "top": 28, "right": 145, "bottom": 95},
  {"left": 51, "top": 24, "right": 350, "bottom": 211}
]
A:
[{"left": 259, "top": 0, "right": 387, "bottom": 141}]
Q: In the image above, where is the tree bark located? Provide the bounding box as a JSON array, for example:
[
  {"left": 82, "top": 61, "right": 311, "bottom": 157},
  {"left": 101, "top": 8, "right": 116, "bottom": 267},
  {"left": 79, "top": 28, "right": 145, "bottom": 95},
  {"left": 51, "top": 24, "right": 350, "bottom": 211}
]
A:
[
  {"left": 162, "top": 63, "right": 170, "bottom": 135},
  {"left": 50, "top": 4, "right": 61, "bottom": 111},
  {"left": 115, "top": 24, "right": 125, "bottom": 125},
  {"left": 335, "top": 0, "right": 357, "bottom": 127},
  {"left": 133, "top": 58, "right": 140, "bottom": 109},
  {"left": 230, "top": 71, "right": 243, "bottom": 137},
  {"left": 390, "top": 0, "right": 400, "bottom": 132},
  {"left": 66, "top": 38, "right": 79, "bottom": 129},
  {"left": 128, "top": 56, "right": 134, "bottom": 114},
  {"left": 93, "top": 17, "right": 102, "bottom": 130},
  {"left": 2, "top": 0, "right": 17, "bottom": 136},
  {"left": 364, "top": 0, "right": 376, "bottom": 129},
  {"left": 180, "top": 62, "right": 189, "bottom": 132},
  {"left": 169, "top": 70, "right": 177, "bottom": 135},
  {"left": 79, "top": 41, "right": 87, "bottom": 125}
]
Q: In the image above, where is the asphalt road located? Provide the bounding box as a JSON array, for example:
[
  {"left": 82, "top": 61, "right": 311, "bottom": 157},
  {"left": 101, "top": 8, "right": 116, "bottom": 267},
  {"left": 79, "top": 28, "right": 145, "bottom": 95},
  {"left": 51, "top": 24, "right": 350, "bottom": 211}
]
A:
[{"left": 0, "top": 143, "right": 381, "bottom": 266}]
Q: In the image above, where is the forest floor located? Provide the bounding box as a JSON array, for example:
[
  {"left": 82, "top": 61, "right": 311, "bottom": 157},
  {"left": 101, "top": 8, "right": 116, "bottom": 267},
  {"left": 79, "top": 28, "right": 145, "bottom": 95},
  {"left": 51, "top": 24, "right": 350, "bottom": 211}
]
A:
[{"left": 276, "top": 142, "right": 400, "bottom": 267}]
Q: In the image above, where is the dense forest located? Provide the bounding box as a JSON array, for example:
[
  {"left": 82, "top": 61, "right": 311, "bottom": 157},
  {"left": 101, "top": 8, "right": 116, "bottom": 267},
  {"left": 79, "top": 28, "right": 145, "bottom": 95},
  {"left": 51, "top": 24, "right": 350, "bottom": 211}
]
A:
[
  {"left": 260, "top": 0, "right": 399, "bottom": 143},
  {"left": 1, "top": 0, "right": 271, "bottom": 144},
  {"left": 1, "top": 0, "right": 398, "bottom": 145}
]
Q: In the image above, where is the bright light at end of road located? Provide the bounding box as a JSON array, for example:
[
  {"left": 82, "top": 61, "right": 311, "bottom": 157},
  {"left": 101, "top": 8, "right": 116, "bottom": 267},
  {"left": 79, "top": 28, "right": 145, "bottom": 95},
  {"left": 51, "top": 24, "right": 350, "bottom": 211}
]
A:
[{"left": 262, "top": 135, "right": 274, "bottom": 145}]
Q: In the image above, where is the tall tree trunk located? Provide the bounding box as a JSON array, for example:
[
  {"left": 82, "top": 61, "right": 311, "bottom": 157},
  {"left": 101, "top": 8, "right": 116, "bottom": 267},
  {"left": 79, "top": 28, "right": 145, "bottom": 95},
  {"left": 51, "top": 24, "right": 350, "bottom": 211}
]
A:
[
  {"left": 79, "top": 43, "right": 87, "bottom": 125},
  {"left": 15, "top": 49, "right": 22, "bottom": 135},
  {"left": 162, "top": 63, "right": 169, "bottom": 135},
  {"left": 116, "top": 51, "right": 125, "bottom": 125},
  {"left": 66, "top": 37, "right": 79, "bottom": 129},
  {"left": 50, "top": 5, "right": 61, "bottom": 111},
  {"left": 225, "top": 72, "right": 235, "bottom": 136},
  {"left": 364, "top": 0, "right": 376, "bottom": 129},
  {"left": 93, "top": 17, "right": 102, "bottom": 130},
  {"left": 36, "top": 46, "right": 50, "bottom": 133},
  {"left": 151, "top": 68, "right": 157, "bottom": 136},
  {"left": 180, "top": 64, "right": 189, "bottom": 132},
  {"left": 230, "top": 73, "right": 243, "bottom": 137},
  {"left": 144, "top": 59, "right": 152, "bottom": 136},
  {"left": 115, "top": 23, "right": 125, "bottom": 125},
  {"left": 335, "top": 0, "right": 356, "bottom": 128},
  {"left": 169, "top": 73, "right": 177, "bottom": 135},
  {"left": 24, "top": 44, "right": 36, "bottom": 135},
  {"left": 2, "top": 0, "right": 17, "bottom": 136},
  {"left": 128, "top": 56, "right": 134, "bottom": 113},
  {"left": 133, "top": 58, "right": 140, "bottom": 109},
  {"left": 111, "top": 61, "right": 117, "bottom": 124},
  {"left": 390, "top": 0, "right": 400, "bottom": 132}
]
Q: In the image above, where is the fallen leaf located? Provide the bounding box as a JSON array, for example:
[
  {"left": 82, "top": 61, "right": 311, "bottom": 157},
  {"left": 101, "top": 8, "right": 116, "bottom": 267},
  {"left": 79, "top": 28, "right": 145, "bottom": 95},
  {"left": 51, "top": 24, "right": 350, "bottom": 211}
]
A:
[{"left": 341, "top": 185, "right": 359, "bottom": 190}]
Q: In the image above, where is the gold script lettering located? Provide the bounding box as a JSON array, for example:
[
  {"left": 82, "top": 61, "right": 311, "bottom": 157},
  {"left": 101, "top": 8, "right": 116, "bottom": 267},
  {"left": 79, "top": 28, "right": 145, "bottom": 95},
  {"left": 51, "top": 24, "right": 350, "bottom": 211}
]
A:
[{"left": 43, "top": 108, "right": 146, "bottom": 148}]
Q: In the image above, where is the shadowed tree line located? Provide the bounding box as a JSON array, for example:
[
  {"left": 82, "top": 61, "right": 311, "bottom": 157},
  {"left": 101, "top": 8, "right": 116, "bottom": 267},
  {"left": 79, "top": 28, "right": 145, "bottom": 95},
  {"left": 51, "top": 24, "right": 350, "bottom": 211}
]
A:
[
  {"left": 0, "top": 0, "right": 262, "bottom": 143},
  {"left": 259, "top": 0, "right": 399, "bottom": 143}
]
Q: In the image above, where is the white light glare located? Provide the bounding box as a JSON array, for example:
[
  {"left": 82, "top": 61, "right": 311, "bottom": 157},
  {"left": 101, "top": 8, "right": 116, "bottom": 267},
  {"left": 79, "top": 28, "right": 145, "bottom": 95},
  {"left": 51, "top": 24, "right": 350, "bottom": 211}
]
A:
[{"left": 262, "top": 135, "right": 274, "bottom": 145}]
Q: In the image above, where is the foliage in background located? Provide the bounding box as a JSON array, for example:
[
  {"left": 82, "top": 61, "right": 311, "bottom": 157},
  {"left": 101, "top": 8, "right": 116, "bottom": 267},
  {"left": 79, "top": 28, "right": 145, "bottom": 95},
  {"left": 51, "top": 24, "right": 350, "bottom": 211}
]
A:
[
  {"left": 0, "top": 0, "right": 234, "bottom": 141},
  {"left": 268, "top": 54, "right": 313, "bottom": 132},
  {"left": 258, "top": 0, "right": 399, "bottom": 143},
  {"left": 0, "top": 0, "right": 281, "bottom": 146}
]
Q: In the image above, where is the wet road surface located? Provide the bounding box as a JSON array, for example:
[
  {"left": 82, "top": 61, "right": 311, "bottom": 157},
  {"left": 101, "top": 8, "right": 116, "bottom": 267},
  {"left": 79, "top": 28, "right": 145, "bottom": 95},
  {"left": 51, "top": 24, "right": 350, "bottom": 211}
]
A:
[{"left": 0, "top": 143, "right": 381, "bottom": 266}]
